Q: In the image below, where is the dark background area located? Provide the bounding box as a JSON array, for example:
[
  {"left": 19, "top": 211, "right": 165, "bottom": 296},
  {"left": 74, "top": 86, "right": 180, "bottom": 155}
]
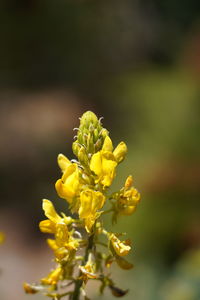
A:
[{"left": 0, "top": 1, "right": 200, "bottom": 299}]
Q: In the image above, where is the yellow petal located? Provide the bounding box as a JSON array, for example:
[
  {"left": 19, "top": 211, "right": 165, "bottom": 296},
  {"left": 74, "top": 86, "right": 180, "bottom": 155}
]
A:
[
  {"left": 79, "top": 189, "right": 105, "bottom": 232},
  {"left": 90, "top": 151, "right": 102, "bottom": 177},
  {"left": 119, "top": 206, "right": 136, "bottom": 215},
  {"left": 79, "top": 190, "right": 93, "bottom": 219},
  {"left": 42, "top": 199, "right": 61, "bottom": 223},
  {"left": 113, "top": 142, "right": 127, "bottom": 163},
  {"left": 66, "top": 239, "right": 79, "bottom": 250},
  {"left": 125, "top": 175, "right": 133, "bottom": 188},
  {"left": 41, "top": 267, "right": 63, "bottom": 285},
  {"left": 63, "top": 166, "right": 80, "bottom": 193},
  {"left": 84, "top": 217, "right": 95, "bottom": 233},
  {"left": 54, "top": 247, "right": 69, "bottom": 260},
  {"left": 102, "top": 136, "right": 113, "bottom": 152},
  {"left": 23, "top": 283, "right": 38, "bottom": 294},
  {"left": 55, "top": 179, "right": 74, "bottom": 203},
  {"left": 39, "top": 219, "right": 56, "bottom": 234},
  {"left": 101, "top": 152, "right": 117, "bottom": 186},
  {"left": 79, "top": 190, "right": 105, "bottom": 219},
  {"left": 47, "top": 239, "right": 59, "bottom": 251},
  {"left": 55, "top": 223, "right": 69, "bottom": 247},
  {"left": 79, "top": 265, "right": 97, "bottom": 279},
  {"left": 55, "top": 164, "right": 80, "bottom": 203},
  {"left": 57, "top": 154, "right": 70, "bottom": 172},
  {"left": 62, "top": 163, "right": 77, "bottom": 183},
  {"left": 91, "top": 191, "right": 105, "bottom": 212},
  {"left": 110, "top": 234, "right": 131, "bottom": 256}
]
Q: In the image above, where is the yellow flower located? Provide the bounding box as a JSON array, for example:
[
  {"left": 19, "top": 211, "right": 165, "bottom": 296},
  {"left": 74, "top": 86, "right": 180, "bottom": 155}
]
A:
[
  {"left": 109, "top": 233, "right": 131, "bottom": 257},
  {"left": 41, "top": 266, "right": 63, "bottom": 285},
  {"left": 79, "top": 254, "right": 97, "bottom": 283},
  {"left": 113, "top": 141, "right": 128, "bottom": 163},
  {"left": 23, "top": 283, "right": 40, "bottom": 294},
  {"left": 57, "top": 153, "right": 71, "bottom": 172},
  {"left": 55, "top": 162, "right": 81, "bottom": 204},
  {"left": 117, "top": 175, "right": 140, "bottom": 216},
  {"left": 39, "top": 199, "right": 78, "bottom": 259},
  {"left": 90, "top": 136, "right": 127, "bottom": 187},
  {"left": 39, "top": 199, "right": 63, "bottom": 233},
  {"left": 79, "top": 189, "right": 105, "bottom": 232}
]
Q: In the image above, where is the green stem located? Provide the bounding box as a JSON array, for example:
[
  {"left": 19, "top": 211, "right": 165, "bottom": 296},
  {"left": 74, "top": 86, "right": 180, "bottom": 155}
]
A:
[
  {"left": 72, "top": 233, "right": 95, "bottom": 300},
  {"left": 101, "top": 208, "right": 113, "bottom": 215}
]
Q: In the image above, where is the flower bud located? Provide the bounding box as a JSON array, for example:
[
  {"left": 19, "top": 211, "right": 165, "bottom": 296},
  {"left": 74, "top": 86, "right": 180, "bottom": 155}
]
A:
[
  {"left": 113, "top": 142, "right": 127, "bottom": 163},
  {"left": 80, "top": 111, "right": 99, "bottom": 129},
  {"left": 73, "top": 111, "right": 109, "bottom": 156},
  {"left": 72, "top": 141, "right": 81, "bottom": 157},
  {"left": 78, "top": 146, "right": 89, "bottom": 166},
  {"left": 125, "top": 175, "right": 133, "bottom": 189}
]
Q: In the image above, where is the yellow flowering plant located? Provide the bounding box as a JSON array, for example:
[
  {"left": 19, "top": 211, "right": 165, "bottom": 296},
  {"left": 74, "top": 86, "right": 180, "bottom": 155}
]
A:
[{"left": 24, "top": 111, "right": 140, "bottom": 300}]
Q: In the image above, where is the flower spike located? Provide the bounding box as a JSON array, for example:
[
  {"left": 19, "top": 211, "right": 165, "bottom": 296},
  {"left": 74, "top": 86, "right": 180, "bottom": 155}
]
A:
[{"left": 24, "top": 111, "right": 140, "bottom": 300}]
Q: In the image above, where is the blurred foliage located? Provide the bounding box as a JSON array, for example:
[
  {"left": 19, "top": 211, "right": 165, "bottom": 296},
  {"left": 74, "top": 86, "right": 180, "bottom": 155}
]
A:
[
  {"left": 0, "top": 0, "right": 200, "bottom": 90},
  {"left": 0, "top": 0, "right": 200, "bottom": 299}
]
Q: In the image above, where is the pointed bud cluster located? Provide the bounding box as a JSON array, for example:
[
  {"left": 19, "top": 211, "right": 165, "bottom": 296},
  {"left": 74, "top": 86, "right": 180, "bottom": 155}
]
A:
[{"left": 72, "top": 111, "right": 109, "bottom": 162}]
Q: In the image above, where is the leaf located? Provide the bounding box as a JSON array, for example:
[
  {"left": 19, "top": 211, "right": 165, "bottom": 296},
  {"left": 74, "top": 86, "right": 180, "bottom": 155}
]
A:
[
  {"left": 105, "top": 255, "right": 114, "bottom": 268},
  {"left": 116, "top": 256, "right": 134, "bottom": 270},
  {"left": 109, "top": 285, "right": 129, "bottom": 297},
  {"left": 99, "top": 281, "right": 106, "bottom": 294}
]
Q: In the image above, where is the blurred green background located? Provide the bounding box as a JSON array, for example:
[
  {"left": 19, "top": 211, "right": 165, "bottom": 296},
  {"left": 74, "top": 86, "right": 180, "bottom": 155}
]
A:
[{"left": 0, "top": 0, "right": 200, "bottom": 299}]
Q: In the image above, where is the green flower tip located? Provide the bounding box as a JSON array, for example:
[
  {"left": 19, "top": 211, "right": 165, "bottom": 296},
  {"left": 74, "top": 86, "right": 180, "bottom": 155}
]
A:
[{"left": 80, "top": 111, "right": 99, "bottom": 129}]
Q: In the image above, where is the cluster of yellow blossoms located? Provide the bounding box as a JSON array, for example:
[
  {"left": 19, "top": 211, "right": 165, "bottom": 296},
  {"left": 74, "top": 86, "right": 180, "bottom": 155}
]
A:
[{"left": 24, "top": 111, "right": 140, "bottom": 300}]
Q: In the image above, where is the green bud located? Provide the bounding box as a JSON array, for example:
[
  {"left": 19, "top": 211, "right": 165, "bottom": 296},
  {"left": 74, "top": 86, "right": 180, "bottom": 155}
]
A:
[
  {"left": 80, "top": 111, "right": 98, "bottom": 129},
  {"left": 93, "top": 129, "right": 99, "bottom": 142},
  {"left": 72, "top": 141, "right": 81, "bottom": 157},
  {"left": 78, "top": 146, "right": 88, "bottom": 166},
  {"left": 101, "top": 128, "right": 109, "bottom": 139},
  {"left": 89, "top": 123, "right": 94, "bottom": 133},
  {"left": 73, "top": 111, "right": 109, "bottom": 158}
]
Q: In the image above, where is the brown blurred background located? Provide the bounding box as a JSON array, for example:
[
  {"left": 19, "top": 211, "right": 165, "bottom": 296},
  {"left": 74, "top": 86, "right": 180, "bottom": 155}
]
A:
[{"left": 0, "top": 0, "right": 200, "bottom": 299}]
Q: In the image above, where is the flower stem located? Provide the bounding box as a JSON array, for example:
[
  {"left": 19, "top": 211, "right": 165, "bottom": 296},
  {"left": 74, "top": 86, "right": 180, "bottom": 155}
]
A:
[{"left": 72, "top": 233, "right": 95, "bottom": 300}]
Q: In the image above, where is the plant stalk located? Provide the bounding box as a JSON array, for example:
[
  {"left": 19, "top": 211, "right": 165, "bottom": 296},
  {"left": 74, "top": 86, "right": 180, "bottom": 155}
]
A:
[{"left": 71, "top": 233, "right": 95, "bottom": 300}]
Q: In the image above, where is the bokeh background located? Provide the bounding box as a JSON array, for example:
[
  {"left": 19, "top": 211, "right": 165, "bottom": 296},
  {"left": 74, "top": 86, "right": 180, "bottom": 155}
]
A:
[{"left": 0, "top": 0, "right": 200, "bottom": 299}]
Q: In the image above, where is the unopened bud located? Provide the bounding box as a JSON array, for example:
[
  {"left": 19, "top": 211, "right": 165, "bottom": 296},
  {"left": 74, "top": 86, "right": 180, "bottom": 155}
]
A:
[
  {"left": 101, "top": 128, "right": 109, "bottom": 139},
  {"left": 80, "top": 111, "right": 99, "bottom": 129},
  {"left": 78, "top": 146, "right": 88, "bottom": 166},
  {"left": 72, "top": 141, "right": 81, "bottom": 157},
  {"left": 113, "top": 142, "right": 127, "bottom": 163},
  {"left": 125, "top": 175, "right": 133, "bottom": 189}
]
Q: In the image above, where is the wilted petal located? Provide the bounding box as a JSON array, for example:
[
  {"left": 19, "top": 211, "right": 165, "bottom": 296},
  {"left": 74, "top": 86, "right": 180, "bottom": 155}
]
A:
[{"left": 110, "top": 234, "right": 131, "bottom": 257}]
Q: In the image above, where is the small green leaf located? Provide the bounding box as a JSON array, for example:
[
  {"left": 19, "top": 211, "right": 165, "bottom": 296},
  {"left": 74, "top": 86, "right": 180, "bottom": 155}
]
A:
[{"left": 109, "top": 285, "right": 129, "bottom": 297}]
